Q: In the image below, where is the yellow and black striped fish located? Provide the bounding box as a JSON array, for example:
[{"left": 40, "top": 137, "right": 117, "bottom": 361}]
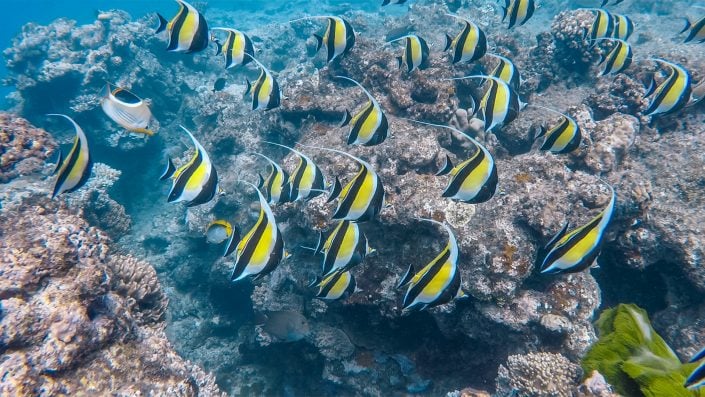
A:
[
  {"left": 450, "top": 75, "right": 522, "bottom": 132},
  {"left": 537, "top": 183, "right": 616, "bottom": 274},
  {"left": 585, "top": 9, "right": 614, "bottom": 43},
  {"left": 531, "top": 105, "right": 581, "bottom": 154},
  {"left": 155, "top": 0, "right": 209, "bottom": 53},
  {"left": 211, "top": 27, "right": 254, "bottom": 69},
  {"left": 225, "top": 181, "right": 288, "bottom": 281},
  {"left": 264, "top": 141, "right": 326, "bottom": 202},
  {"left": 244, "top": 55, "right": 281, "bottom": 111},
  {"left": 388, "top": 34, "right": 430, "bottom": 73},
  {"left": 290, "top": 16, "right": 355, "bottom": 63},
  {"left": 596, "top": 38, "right": 632, "bottom": 76},
  {"left": 308, "top": 145, "right": 385, "bottom": 222},
  {"left": 444, "top": 14, "right": 487, "bottom": 64},
  {"left": 337, "top": 76, "right": 389, "bottom": 146},
  {"left": 311, "top": 268, "right": 356, "bottom": 301},
  {"left": 643, "top": 58, "right": 692, "bottom": 117},
  {"left": 47, "top": 114, "right": 92, "bottom": 198},
  {"left": 161, "top": 126, "right": 218, "bottom": 207},
  {"left": 486, "top": 53, "right": 521, "bottom": 90},
  {"left": 404, "top": 119, "right": 497, "bottom": 204},
  {"left": 501, "top": 0, "right": 535, "bottom": 29},
  {"left": 398, "top": 218, "right": 466, "bottom": 311},
  {"left": 312, "top": 220, "right": 374, "bottom": 276},
  {"left": 253, "top": 152, "right": 291, "bottom": 205},
  {"left": 612, "top": 14, "right": 634, "bottom": 40},
  {"left": 687, "top": 79, "right": 705, "bottom": 107},
  {"left": 679, "top": 15, "right": 705, "bottom": 43},
  {"left": 686, "top": 347, "right": 705, "bottom": 390},
  {"left": 100, "top": 83, "right": 155, "bottom": 136}
]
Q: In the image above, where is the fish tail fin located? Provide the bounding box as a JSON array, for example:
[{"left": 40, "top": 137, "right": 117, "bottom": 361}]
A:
[
  {"left": 339, "top": 110, "right": 352, "bottom": 127},
  {"left": 215, "top": 40, "right": 223, "bottom": 56},
  {"left": 397, "top": 264, "right": 415, "bottom": 289},
  {"left": 314, "top": 231, "right": 325, "bottom": 255},
  {"left": 435, "top": 154, "right": 454, "bottom": 176},
  {"left": 155, "top": 13, "right": 168, "bottom": 33},
  {"left": 313, "top": 34, "right": 324, "bottom": 52},
  {"left": 223, "top": 228, "right": 241, "bottom": 257},
  {"left": 308, "top": 275, "right": 322, "bottom": 288},
  {"left": 51, "top": 150, "right": 63, "bottom": 176},
  {"left": 443, "top": 34, "right": 453, "bottom": 51},
  {"left": 244, "top": 79, "right": 252, "bottom": 96},
  {"left": 501, "top": 6, "right": 508, "bottom": 22},
  {"left": 326, "top": 176, "right": 342, "bottom": 203},
  {"left": 679, "top": 18, "right": 692, "bottom": 35},
  {"left": 396, "top": 56, "right": 403, "bottom": 69},
  {"left": 533, "top": 125, "right": 547, "bottom": 141},
  {"left": 159, "top": 157, "right": 175, "bottom": 180},
  {"left": 257, "top": 173, "right": 265, "bottom": 189}
]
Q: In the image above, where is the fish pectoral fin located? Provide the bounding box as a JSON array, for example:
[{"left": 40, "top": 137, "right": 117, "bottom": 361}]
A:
[
  {"left": 435, "top": 154, "right": 454, "bottom": 176},
  {"left": 396, "top": 56, "right": 403, "bottom": 69},
  {"left": 327, "top": 176, "right": 342, "bottom": 203},
  {"left": 397, "top": 264, "right": 415, "bottom": 289},
  {"left": 155, "top": 13, "right": 168, "bottom": 33}
]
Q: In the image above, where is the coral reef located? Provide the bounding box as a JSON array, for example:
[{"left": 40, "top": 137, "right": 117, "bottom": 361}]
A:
[
  {"left": 495, "top": 352, "right": 581, "bottom": 397},
  {"left": 0, "top": 112, "right": 56, "bottom": 183}
]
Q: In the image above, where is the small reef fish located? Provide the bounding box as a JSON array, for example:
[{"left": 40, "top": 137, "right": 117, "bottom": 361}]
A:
[
  {"left": 337, "top": 76, "right": 389, "bottom": 146},
  {"left": 596, "top": 38, "right": 632, "bottom": 76},
  {"left": 252, "top": 152, "right": 291, "bottom": 205},
  {"left": 643, "top": 58, "right": 692, "bottom": 117},
  {"left": 258, "top": 311, "right": 310, "bottom": 342},
  {"left": 382, "top": 0, "right": 409, "bottom": 5},
  {"left": 397, "top": 218, "right": 467, "bottom": 311},
  {"left": 47, "top": 114, "right": 92, "bottom": 198},
  {"left": 311, "top": 268, "right": 356, "bottom": 300},
  {"left": 225, "top": 181, "right": 288, "bottom": 282},
  {"left": 612, "top": 14, "right": 634, "bottom": 40},
  {"left": 263, "top": 141, "right": 326, "bottom": 202},
  {"left": 387, "top": 35, "right": 430, "bottom": 73},
  {"left": 686, "top": 347, "right": 705, "bottom": 389},
  {"left": 290, "top": 16, "right": 355, "bottom": 63},
  {"left": 161, "top": 126, "right": 218, "bottom": 207},
  {"left": 444, "top": 14, "right": 487, "bottom": 64},
  {"left": 244, "top": 55, "right": 281, "bottom": 111},
  {"left": 206, "top": 219, "right": 235, "bottom": 245},
  {"left": 212, "top": 77, "right": 226, "bottom": 92},
  {"left": 486, "top": 53, "right": 521, "bottom": 90},
  {"left": 313, "top": 220, "right": 374, "bottom": 276},
  {"left": 585, "top": 9, "right": 615, "bottom": 43},
  {"left": 155, "top": 0, "right": 209, "bottom": 53},
  {"left": 537, "top": 182, "right": 616, "bottom": 274},
  {"left": 501, "top": 0, "right": 536, "bottom": 29},
  {"left": 531, "top": 105, "right": 582, "bottom": 154},
  {"left": 450, "top": 75, "right": 522, "bottom": 132},
  {"left": 100, "top": 83, "right": 155, "bottom": 136},
  {"left": 211, "top": 27, "right": 255, "bottom": 69},
  {"left": 404, "top": 119, "right": 497, "bottom": 204},
  {"left": 679, "top": 15, "right": 705, "bottom": 43},
  {"left": 687, "top": 80, "right": 705, "bottom": 107},
  {"left": 307, "top": 145, "right": 385, "bottom": 222}
]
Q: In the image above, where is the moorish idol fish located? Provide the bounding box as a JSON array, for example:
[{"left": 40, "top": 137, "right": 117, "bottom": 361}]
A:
[
  {"left": 244, "top": 55, "right": 281, "bottom": 111},
  {"left": 306, "top": 145, "right": 386, "bottom": 222},
  {"left": 387, "top": 34, "right": 430, "bottom": 73},
  {"left": 679, "top": 14, "right": 705, "bottom": 43},
  {"left": 290, "top": 16, "right": 355, "bottom": 63},
  {"left": 252, "top": 152, "right": 291, "bottom": 205},
  {"left": 501, "top": 0, "right": 536, "bottom": 29},
  {"left": 155, "top": 0, "right": 209, "bottom": 53},
  {"left": 47, "top": 114, "right": 92, "bottom": 199},
  {"left": 398, "top": 218, "right": 466, "bottom": 311},
  {"left": 486, "top": 53, "right": 521, "bottom": 90},
  {"left": 530, "top": 105, "right": 582, "bottom": 154},
  {"left": 537, "top": 182, "right": 616, "bottom": 275},
  {"left": 206, "top": 219, "right": 236, "bottom": 245},
  {"left": 211, "top": 27, "right": 255, "bottom": 69},
  {"left": 263, "top": 141, "right": 326, "bottom": 202},
  {"left": 337, "top": 76, "right": 389, "bottom": 146},
  {"left": 100, "top": 83, "right": 156, "bottom": 136},
  {"left": 402, "top": 119, "right": 497, "bottom": 204},
  {"left": 643, "top": 58, "right": 692, "bottom": 117},
  {"left": 686, "top": 347, "right": 705, "bottom": 389},
  {"left": 596, "top": 38, "right": 632, "bottom": 76},
  {"left": 224, "top": 180, "right": 288, "bottom": 281},
  {"left": 444, "top": 14, "right": 487, "bottom": 64},
  {"left": 312, "top": 220, "right": 374, "bottom": 276},
  {"left": 311, "top": 268, "right": 356, "bottom": 300},
  {"left": 162, "top": 126, "right": 218, "bottom": 207},
  {"left": 448, "top": 75, "right": 523, "bottom": 132},
  {"left": 612, "top": 14, "right": 634, "bottom": 40},
  {"left": 585, "top": 9, "right": 615, "bottom": 44}
]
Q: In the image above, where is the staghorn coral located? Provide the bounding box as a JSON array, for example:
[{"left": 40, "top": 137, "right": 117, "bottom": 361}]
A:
[{"left": 495, "top": 352, "right": 581, "bottom": 397}]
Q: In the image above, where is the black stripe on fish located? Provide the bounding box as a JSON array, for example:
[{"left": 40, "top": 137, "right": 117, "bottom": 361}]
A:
[
  {"left": 188, "top": 11, "right": 209, "bottom": 52},
  {"left": 686, "top": 360, "right": 705, "bottom": 389},
  {"left": 325, "top": 18, "right": 337, "bottom": 63},
  {"left": 342, "top": 18, "right": 356, "bottom": 59},
  {"left": 166, "top": 4, "right": 189, "bottom": 51},
  {"left": 225, "top": 31, "right": 236, "bottom": 68},
  {"left": 452, "top": 23, "right": 471, "bottom": 63},
  {"left": 160, "top": 157, "right": 175, "bottom": 180},
  {"left": 168, "top": 150, "right": 202, "bottom": 203},
  {"left": 187, "top": 165, "right": 218, "bottom": 207},
  {"left": 397, "top": 264, "right": 415, "bottom": 288}
]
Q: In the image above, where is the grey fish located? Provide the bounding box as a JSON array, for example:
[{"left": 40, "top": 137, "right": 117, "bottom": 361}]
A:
[
  {"left": 212, "top": 77, "right": 226, "bottom": 92},
  {"left": 259, "top": 311, "right": 310, "bottom": 342}
]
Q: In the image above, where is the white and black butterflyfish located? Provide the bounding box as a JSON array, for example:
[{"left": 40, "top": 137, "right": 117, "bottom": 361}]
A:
[
  {"left": 585, "top": 9, "right": 615, "bottom": 44},
  {"left": 612, "top": 14, "right": 634, "bottom": 40},
  {"left": 47, "top": 114, "right": 92, "bottom": 199},
  {"left": 443, "top": 14, "right": 487, "bottom": 64},
  {"left": 686, "top": 347, "right": 705, "bottom": 389},
  {"left": 263, "top": 141, "right": 326, "bottom": 202},
  {"left": 537, "top": 182, "right": 616, "bottom": 275},
  {"left": 252, "top": 152, "right": 291, "bottom": 205},
  {"left": 162, "top": 126, "right": 218, "bottom": 207},
  {"left": 155, "top": 0, "right": 209, "bottom": 53},
  {"left": 530, "top": 105, "right": 581, "bottom": 154},
  {"left": 100, "top": 83, "right": 156, "bottom": 136},
  {"left": 244, "top": 55, "right": 281, "bottom": 111},
  {"left": 448, "top": 75, "right": 523, "bottom": 132},
  {"left": 337, "top": 76, "right": 389, "bottom": 146},
  {"left": 290, "top": 16, "right": 355, "bottom": 63},
  {"left": 402, "top": 118, "right": 498, "bottom": 204},
  {"left": 679, "top": 14, "right": 705, "bottom": 43},
  {"left": 313, "top": 220, "right": 375, "bottom": 276},
  {"left": 206, "top": 219, "right": 237, "bottom": 245},
  {"left": 387, "top": 34, "right": 430, "bottom": 73},
  {"left": 643, "top": 58, "right": 692, "bottom": 117},
  {"left": 501, "top": 0, "right": 536, "bottom": 29},
  {"left": 211, "top": 27, "right": 255, "bottom": 69},
  {"left": 310, "top": 268, "right": 356, "bottom": 301},
  {"left": 224, "top": 180, "right": 288, "bottom": 281},
  {"left": 486, "top": 53, "right": 521, "bottom": 90},
  {"left": 397, "top": 218, "right": 467, "bottom": 312},
  {"left": 306, "top": 145, "right": 385, "bottom": 222},
  {"left": 596, "top": 38, "right": 632, "bottom": 76}
]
